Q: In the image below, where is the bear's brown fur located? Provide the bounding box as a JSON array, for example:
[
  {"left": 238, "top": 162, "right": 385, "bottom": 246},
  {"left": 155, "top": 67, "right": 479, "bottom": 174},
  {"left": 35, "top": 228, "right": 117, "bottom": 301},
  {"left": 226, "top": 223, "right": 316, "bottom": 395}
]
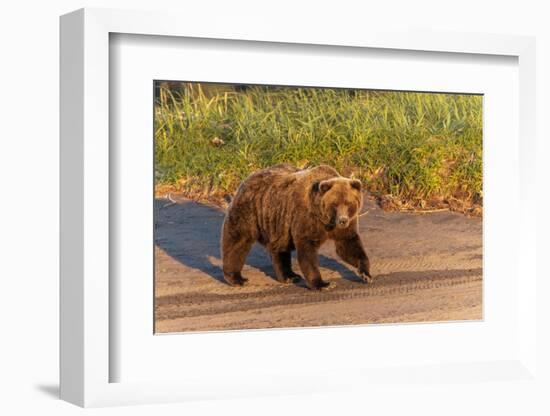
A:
[{"left": 221, "top": 164, "right": 372, "bottom": 289}]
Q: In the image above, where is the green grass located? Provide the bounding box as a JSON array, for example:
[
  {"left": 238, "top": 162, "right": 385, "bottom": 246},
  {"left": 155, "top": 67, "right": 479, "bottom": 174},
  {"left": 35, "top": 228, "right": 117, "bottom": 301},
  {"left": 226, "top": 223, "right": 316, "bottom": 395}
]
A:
[{"left": 155, "top": 83, "right": 482, "bottom": 213}]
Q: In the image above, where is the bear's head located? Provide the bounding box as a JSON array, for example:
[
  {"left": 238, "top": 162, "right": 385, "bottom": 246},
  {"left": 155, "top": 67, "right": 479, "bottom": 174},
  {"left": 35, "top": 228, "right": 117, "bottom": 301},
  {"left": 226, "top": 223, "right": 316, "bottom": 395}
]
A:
[{"left": 314, "top": 177, "right": 363, "bottom": 229}]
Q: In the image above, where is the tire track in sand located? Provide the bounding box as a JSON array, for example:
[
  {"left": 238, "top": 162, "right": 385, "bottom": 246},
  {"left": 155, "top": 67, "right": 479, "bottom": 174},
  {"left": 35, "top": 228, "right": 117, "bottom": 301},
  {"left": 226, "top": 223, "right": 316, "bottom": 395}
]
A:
[{"left": 156, "top": 267, "right": 481, "bottom": 321}]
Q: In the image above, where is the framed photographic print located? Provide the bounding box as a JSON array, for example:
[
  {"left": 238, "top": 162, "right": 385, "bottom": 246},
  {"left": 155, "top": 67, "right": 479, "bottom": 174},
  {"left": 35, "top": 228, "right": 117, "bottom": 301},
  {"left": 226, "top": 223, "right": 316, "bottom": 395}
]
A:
[
  {"left": 60, "top": 7, "right": 540, "bottom": 409},
  {"left": 152, "top": 81, "right": 483, "bottom": 334}
]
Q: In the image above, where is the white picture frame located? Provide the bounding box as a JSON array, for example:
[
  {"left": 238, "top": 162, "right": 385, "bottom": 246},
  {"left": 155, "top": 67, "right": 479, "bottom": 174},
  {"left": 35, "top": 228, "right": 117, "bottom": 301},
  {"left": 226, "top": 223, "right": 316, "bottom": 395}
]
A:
[{"left": 60, "top": 7, "right": 538, "bottom": 408}]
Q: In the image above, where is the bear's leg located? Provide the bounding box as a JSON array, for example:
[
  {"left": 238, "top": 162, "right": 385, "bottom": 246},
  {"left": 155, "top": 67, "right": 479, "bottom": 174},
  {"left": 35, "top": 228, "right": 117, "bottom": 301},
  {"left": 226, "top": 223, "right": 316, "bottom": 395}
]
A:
[
  {"left": 280, "top": 251, "right": 301, "bottom": 280},
  {"left": 222, "top": 237, "right": 254, "bottom": 286},
  {"left": 221, "top": 227, "right": 255, "bottom": 286},
  {"left": 271, "top": 251, "right": 300, "bottom": 283},
  {"left": 296, "top": 242, "right": 330, "bottom": 290},
  {"left": 334, "top": 235, "right": 373, "bottom": 283}
]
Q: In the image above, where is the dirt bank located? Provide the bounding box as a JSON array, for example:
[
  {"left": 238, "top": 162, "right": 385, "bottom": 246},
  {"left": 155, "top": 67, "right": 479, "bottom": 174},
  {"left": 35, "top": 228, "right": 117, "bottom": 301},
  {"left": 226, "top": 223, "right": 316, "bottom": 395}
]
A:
[{"left": 154, "top": 194, "right": 482, "bottom": 333}]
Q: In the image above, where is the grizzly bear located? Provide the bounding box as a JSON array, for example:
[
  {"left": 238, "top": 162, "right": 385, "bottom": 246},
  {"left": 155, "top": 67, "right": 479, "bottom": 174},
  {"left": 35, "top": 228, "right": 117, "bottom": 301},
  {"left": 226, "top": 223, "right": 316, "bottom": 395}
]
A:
[{"left": 221, "top": 164, "right": 372, "bottom": 290}]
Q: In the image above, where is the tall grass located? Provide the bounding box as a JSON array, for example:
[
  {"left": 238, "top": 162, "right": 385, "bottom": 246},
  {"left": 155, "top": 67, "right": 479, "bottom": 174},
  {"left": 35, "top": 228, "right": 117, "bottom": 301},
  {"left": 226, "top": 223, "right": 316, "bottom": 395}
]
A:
[{"left": 155, "top": 83, "right": 482, "bottom": 213}]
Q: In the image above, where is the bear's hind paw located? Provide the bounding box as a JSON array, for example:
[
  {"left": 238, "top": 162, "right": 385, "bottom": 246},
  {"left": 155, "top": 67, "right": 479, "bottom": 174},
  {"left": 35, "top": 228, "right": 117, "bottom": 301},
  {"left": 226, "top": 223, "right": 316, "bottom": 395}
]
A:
[
  {"left": 224, "top": 272, "right": 249, "bottom": 287},
  {"left": 231, "top": 277, "right": 248, "bottom": 287},
  {"left": 285, "top": 272, "right": 302, "bottom": 284},
  {"left": 307, "top": 279, "right": 334, "bottom": 291}
]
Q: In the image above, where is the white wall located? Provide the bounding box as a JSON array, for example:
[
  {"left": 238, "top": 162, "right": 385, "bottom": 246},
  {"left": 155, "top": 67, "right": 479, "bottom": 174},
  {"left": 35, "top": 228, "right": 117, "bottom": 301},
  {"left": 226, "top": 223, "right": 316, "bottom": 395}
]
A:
[{"left": 1, "top": 0, "right": 548, "bottom": 414}]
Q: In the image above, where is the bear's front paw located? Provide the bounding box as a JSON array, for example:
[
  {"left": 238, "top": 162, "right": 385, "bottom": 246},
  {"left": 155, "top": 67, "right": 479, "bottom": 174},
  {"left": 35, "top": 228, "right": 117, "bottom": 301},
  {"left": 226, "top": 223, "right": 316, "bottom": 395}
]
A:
[
  {"left": 358, "top": 268, "right": 374, "bottom": 284},
  {"left": 359, "top": 272, "right": 374, "bottom": 283}
]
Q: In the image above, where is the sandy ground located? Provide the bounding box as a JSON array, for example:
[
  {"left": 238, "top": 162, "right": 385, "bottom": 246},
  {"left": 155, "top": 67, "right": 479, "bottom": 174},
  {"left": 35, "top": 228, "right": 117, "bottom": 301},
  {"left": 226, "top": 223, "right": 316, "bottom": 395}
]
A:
[{"left": 154, "top": 195, "right": 482, "bottom": 333}]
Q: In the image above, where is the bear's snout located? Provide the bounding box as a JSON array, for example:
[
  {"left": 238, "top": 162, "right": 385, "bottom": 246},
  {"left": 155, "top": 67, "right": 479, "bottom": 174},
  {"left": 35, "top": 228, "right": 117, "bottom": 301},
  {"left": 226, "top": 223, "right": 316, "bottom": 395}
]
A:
[{"left": 337, "top": 216, "right": 350, "bottom": 229}]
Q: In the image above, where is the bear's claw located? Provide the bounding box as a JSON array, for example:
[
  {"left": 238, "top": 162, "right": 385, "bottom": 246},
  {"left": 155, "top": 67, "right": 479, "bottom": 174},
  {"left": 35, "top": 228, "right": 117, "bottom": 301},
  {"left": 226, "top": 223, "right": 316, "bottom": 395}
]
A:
[
  {"left": 307, "top": 279, "right": 333, "bottom": 290},
  {"left": 320, "top": 281, "right": 336, "bottom": 291},
  {"left": 360, "top": 272, "right": 374, "bottom": 284},
  {"left": 231, "top": 277, "right": 248, "bottom": 286}
]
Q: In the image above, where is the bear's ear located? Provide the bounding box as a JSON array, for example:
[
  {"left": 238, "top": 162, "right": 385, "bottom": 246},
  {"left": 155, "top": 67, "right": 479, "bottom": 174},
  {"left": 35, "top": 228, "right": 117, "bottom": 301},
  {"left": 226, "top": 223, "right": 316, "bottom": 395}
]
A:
[
  {"left": 350, "top": 179, "right": 362, "bottom": 191},
  {"left": 319, "top": 180, "right": 333, "bottom": 194}
]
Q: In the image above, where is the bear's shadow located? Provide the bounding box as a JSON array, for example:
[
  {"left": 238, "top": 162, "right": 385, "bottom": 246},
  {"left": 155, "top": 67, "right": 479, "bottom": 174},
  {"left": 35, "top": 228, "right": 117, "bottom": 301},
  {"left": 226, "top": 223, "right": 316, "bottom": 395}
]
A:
[{"left": 154, "top": 198, "right": 361, "bottom": 285}]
